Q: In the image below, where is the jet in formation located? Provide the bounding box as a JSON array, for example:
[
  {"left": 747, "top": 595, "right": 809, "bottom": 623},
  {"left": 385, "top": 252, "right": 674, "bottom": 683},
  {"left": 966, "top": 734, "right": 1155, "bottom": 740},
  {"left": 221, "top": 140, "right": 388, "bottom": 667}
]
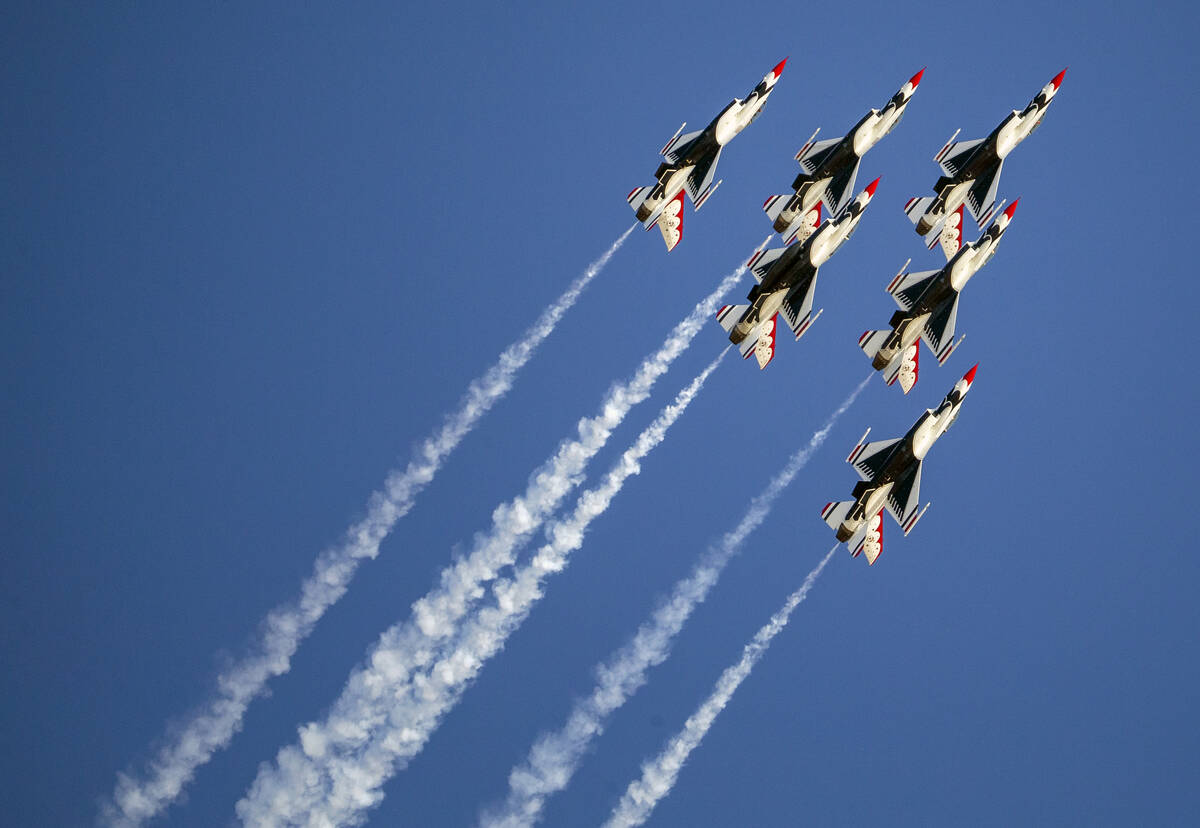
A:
[
  {"left": 821, "top": 365, "right": 977, "bottom": 564},
  {"left": 627, "top": 59, "right": 787, "bottom": 251},
  {"left": 717, "top": 179, "right": 879, "bottom": 369},
  {"left": 858, "top": 200, "right": 1018, "bottom": 393},
  {"left": 904, "top": 69, "right": 1064, "bottom": 248},
  {"left": 763, "top": 69, "right": 923, "bottom": 246}
]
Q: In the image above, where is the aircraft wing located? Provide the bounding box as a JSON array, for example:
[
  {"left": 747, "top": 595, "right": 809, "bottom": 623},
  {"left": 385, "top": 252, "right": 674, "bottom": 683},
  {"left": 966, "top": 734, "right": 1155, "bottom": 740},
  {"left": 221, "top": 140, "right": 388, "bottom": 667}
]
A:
[
  {"left": 887, "top": 267, "right": 940, "bottom": 312},
  {"left": 920, "top": 294, "right": 961, "bottom": 361},
  {"left": 685, "top": 148, "right": 722, "bottom": 208},
  {"left": 847, "top": 435, "right": 901, "bottom": 483},
  {"left": 884, "top": 461, "right": 924, "bottom": 533},
  {"left": 965, "top": 160, "right": 1003, "bottom": 227},
  {"left": 663, "top": 128, "right": 704, "bottom": 163},
  {"left": 797, "top": 136, "right": 843, "bottom": 174},
  {"left": 936, "top": 137, "right": 984, "bottom": 176},
  {"left": 778, "top": 275, "right": 819, "bottom": 339},
  {"left": 823, "top": 158, "right": 860, "bottom": 218}
]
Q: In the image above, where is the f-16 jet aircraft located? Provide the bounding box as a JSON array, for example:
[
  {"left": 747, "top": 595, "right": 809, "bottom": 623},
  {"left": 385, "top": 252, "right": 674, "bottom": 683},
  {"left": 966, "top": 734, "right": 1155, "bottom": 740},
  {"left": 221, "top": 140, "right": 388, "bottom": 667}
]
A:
[
  {"left": 859, "top": 200, "right": 1018, "bottom": 393},
  {"left": 904, "top": 69, "right": 1064, "bottom": 247},
  {"left": 716, "top": 179, "right": 879, "bottom": 369},
  {"left": 763, "top": 69, "right": 923, "bottom": 245},
  {"left": 821, "top": 365, "right": 977, "bottom": 564},
  {"left": 627, "top": 59, "right": 787, "bottom": 251}
]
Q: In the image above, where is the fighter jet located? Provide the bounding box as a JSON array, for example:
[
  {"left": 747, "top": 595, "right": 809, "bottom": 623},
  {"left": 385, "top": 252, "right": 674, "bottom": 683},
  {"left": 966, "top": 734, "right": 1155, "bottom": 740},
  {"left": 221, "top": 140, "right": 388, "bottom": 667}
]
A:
[
  {"left": 903, "top": 69, "right": 1064, "bottom": 247},
  {"left": 627, "top": 59, "right": 787, "bottom": 251},
  {"left": 858, "top": 200, "right": 1018, "bottom": 393},
  {"left": 716, "top": 179, "right": 879, "bottom": 369},
  {"left": 821, "top": 365, "right": 977, "bottom": 564},
  {"left": 763, "top": 69, "right": 923, "bottom": 245}
]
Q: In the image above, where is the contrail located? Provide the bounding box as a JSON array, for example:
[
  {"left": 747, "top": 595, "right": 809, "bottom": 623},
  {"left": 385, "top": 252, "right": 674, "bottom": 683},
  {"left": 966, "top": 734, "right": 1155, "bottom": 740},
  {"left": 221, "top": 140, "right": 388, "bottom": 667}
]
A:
[
  {"left": 99, "top": 227, "right": 633, "bottom": 827},
  {"left": 603, "top": 544, "right": 839, "bottom": 828},
  {"left": 236, "top": 257, "right": 755, "bottom": 826},
  {"left": 481, "top": 375, "right": 871, "bottom": 828}
]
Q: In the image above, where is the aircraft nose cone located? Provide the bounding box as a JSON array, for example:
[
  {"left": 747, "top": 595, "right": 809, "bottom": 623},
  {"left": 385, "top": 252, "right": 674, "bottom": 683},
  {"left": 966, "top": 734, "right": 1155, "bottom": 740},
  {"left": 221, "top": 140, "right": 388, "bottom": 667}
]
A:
[
  {"left": 864, "top": 177, "right": 881, "bottom": 197},
  {"left": 963, "top": 363, "right": 978, "bottom": 385},
  {"left": 771, "top": 57, "right": 788, "bottom": 78},
  {"left": 1050, "top": 68, "right": 1067, "bottom": 90},
  {"left": 909, "top": 67, "right": 925, "bottom": 89},
  {"left": 1003, "top": 199, "right": 1020, "bottom": 219}
]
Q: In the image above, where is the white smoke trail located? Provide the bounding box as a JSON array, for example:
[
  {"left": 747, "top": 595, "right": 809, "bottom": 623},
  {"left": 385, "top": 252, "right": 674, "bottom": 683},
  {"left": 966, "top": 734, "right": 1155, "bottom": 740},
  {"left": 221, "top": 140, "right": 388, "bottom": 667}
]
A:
[
  {"left": 481, "top": 375, "right": 871, "bottom": 828},
  {"left": 236, "top": 261, "right": 752, "bottom": 826},
  {"left": 99, "top": 227, "right": 634, "bottom": 828},
  {"left": 603, "top": 544, "right": 838, "bottom": 828}
]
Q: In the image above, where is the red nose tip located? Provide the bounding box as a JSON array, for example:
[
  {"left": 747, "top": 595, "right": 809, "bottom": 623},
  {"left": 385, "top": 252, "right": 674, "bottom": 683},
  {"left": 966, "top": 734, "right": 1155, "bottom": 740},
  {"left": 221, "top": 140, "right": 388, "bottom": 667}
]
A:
[
  {"left": 1003, "top": 199, "right": 1020, "bottom": 219},
  {"left": 963, "top": 364, "right": 978, "bottom": 385},
  {"left": 1050, "top": 68, "right": 1067, "bottom": 90},
  {"left": 864, "top": 177, "right": 880, "bottom": 197},
  {"left": 909, "top": 67, "right": 925, "bottom": 88},
  {"left": 771, "top": 58, "right": 788, "bottom": 78}
]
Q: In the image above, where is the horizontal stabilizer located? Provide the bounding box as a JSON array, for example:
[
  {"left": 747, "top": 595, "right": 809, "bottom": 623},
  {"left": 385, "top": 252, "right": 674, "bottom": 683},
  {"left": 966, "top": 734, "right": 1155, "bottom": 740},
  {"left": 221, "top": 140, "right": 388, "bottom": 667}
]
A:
[
  {"left": 821, "top": 500, "right": 855, "bottom": 532},
  {"left": 904, "top": 195, "right": 937, "bottom": 226},
  {"left": 627, "top": 185, "right": 655, "bottom": 215},
  {"left": 797, "top": 135, "right": 843, "bottom": 175},
  {"left": 937, "top": 136, "right": 984, "bottom": 176},
  {"left": 715, "top": 303, "right": 749, "bottom": 334},
  {"left": 763, "top": 194, "right": 792, "bottom": 223},
  {"left": 857, "top": 329, "right": 891, "bottom": 360}
]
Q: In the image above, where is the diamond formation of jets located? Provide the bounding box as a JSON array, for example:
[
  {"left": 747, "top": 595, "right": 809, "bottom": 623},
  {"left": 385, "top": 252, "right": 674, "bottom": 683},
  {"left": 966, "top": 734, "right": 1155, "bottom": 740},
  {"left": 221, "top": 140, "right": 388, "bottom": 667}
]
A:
[
  {"left": 822, "top": 366, "right": 977, "bottom": 564},
  {"left": 904, "top": 69, "right": 1065, "bottom": 247},
  {"left": 858, "top": 200, "right": 1018, "bottom": 393},
  {"left": 627, "top": 59, "right": 787, "bottom": 251},
  {"left": 717, "top": 179, "right": 879, "bottom": 369},
  {"left": 763, "top": 69, "right": 923, "bottom": 246}
]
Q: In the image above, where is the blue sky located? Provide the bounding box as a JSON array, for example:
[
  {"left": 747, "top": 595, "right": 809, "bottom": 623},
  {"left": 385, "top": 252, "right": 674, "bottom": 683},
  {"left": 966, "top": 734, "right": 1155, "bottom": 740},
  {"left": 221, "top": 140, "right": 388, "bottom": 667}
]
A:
[{"left": 3, "top": 1, "right": 1198, "bottom": 825}]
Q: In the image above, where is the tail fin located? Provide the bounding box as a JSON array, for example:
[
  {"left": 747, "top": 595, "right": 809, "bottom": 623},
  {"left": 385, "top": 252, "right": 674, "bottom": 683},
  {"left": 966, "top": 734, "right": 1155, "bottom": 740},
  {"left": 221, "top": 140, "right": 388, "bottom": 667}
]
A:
[
  {"left": 850, "top": 510, "right": 884, "bottom": 564},
  {"left": 857, "top": 329, "right": 891, "bottom": 360},
  {"left": 882, "top": 342, "right": 919, "bottom": 394},
  {"left": 821, "top": 500, "right": 856, "bottom": 532},
  {"left": 715, "top": 304, "right": 749, "bottom": 334},
  {"left": 653, "top": 191, "right": 685, "bottom": 251}
]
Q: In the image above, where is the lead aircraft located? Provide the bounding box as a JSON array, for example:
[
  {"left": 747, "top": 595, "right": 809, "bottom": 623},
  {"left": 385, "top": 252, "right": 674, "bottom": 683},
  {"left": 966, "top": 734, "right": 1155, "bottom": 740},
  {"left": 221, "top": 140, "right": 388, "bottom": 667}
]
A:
[
  {"left": 822, "top": 365, "right": 977, "bottom": 565},
  {"left": 627, "top": 59, "right": 787, "bottom": 251},
  {"left": 904, "top": 69, "right": 1064, "bottom": 248}
]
